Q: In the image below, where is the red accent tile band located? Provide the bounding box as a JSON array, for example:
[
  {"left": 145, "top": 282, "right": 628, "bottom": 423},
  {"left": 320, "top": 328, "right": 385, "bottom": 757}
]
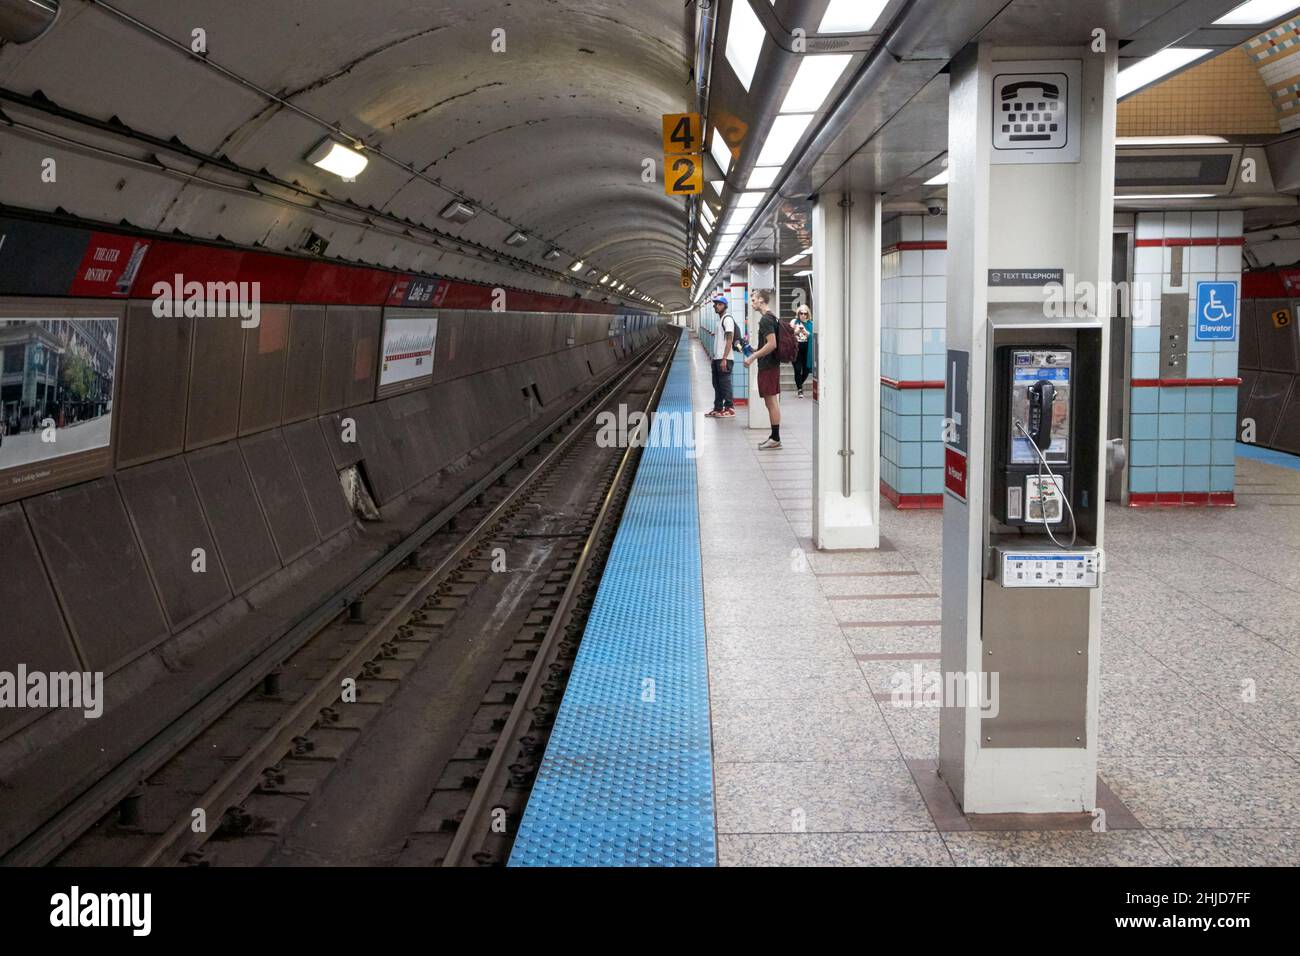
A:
[
  {"left": 1133, "top": 236, "right": 1244, "bottom": 247},
  {"left": 880, "top": 480, "right": 944, "bottom": 511},
  {"left": 881, "top": 241, "right": 948, "bottom": 255},
  {"left": 1129, "top": 492, "right": 1235, "bottom": 508},
  {"left": 880, "top": 377, "right": 946, "bottom": 390},
  {"left": 1130, "top": 378, "right": 1241, "bottom": 387}
]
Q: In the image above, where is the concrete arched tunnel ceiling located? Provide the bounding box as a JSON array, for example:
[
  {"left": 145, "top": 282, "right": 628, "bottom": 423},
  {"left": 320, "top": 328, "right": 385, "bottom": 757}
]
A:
[{"left": 0, "top": 0, "right": 696, "bottom": 307}]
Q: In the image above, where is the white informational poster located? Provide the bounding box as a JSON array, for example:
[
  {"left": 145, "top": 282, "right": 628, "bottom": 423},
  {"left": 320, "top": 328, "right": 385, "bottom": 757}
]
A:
[{"left": 379, "top": 311, "right": 438, "bottom": 394}]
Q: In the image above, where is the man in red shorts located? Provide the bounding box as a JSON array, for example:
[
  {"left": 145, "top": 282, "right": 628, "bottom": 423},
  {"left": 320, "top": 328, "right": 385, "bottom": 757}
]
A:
[{"left": 743, "top": 288, "right": 782, "bottom": 449}]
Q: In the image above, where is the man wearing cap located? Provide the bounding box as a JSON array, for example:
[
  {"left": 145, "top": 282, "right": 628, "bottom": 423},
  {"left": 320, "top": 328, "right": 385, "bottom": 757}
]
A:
[{"left": 706, "top": 294, "right": 738, "bottom": 419}]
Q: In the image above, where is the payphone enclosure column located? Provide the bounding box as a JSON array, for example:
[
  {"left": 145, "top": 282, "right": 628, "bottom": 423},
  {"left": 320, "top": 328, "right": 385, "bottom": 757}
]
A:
[{"left": 939, "top": 43, "right": 1116, "bottom": 814}]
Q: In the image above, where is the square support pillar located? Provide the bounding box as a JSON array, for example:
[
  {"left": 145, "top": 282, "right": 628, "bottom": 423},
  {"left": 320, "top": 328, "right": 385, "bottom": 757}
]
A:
[
  {"left": 939, "top": 43, "right": 1116, "bottom": 814},
  {"left": 811, "top": 192, "right": 883, "bottom": 550}
]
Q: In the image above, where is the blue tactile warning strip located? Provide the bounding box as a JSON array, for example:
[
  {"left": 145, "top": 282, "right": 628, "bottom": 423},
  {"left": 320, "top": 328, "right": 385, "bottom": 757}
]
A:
[
  {"left": 1236, "top": 442, "right": 1300, "bottom": 472},
  {"left": 509, "top": 335, "right": 715, "bottom": 866}
]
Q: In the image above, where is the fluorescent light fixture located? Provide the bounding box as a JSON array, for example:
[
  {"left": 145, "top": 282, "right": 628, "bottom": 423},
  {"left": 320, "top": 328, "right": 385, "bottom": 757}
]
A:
[
  {"left": 924, "top": 169, "right": 949, "bottom": 186},
  {"left": 747, "top": 166, "right": 782, "bottom": 190},
  {"left": 697, "top": 233, "right": 708, "bottom": 250},
  {"left": 725, "top": 0, "right": 765, "bottom": 91},
  {"left": 587, "top": 267, "right": 599, "bottom": 277},
  {"left": 755, "top": 113, "right": 814, "bottom": 167},
  {"left": 600, "top": 275, "right": 610, "bottom": 284},
  {"left": 1214, "top": 1, "right": 1300, "bottom": 24},
  {"left": 734, "top": 191, "right": 765, "bottom": 210},
  {"left": 1116, "top": 193, "right": 1216, "bottom": 199},
  {"left": 544, "top": 248, "right": 563, "bottom": 260},
  {"left": 504, "top": 230, "right": 529, "bottom": 247},
  {"left": 782, "top": 251, "right": 810, "bottom": 266},
  {"left": 1117, "top": 48, "right": 1212, "bottom": 99},
  {"left": 700, "top": 203, "right": 716, "bottom": 226},
  {"left": 794, "top": 269, "right": 813, "bottom": 277},
  {"left": 709, "top": 180, "right": 724, "bottom": 196},
  {"left": 570, "top": 260, "right": 585, "bottom": 272},
  {"left": 709, "top": 126, "right": 733, "bottom": 174},
  {"left": 305, "top": 138, "right": 368, "bottom": 179},
  {"left": 439, "top": 200, "right": 477, "bottom": 224},
  {"left": 700, "top": 217, "right": 714, "bottom": 236},
  {"left": 779, "top": 54, "right": 852, "bottom": 113},
  {"left": 818, "top": 0, "right": 891, "bottom": 33},
  {"left": 1115, "top": 135, "right": 1230, "bottom": 145}
]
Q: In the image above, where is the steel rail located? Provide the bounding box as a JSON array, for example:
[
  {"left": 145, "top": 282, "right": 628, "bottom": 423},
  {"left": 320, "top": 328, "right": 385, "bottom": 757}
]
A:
[{"left": 441, "top": 330, "right": 677, "bottom": 867}]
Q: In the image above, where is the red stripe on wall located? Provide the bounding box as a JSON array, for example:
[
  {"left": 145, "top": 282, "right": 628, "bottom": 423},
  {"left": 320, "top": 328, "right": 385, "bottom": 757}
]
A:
[
  {"left": 1133, "top": 237, "right": 1244, "bottom": 248},
  {"left": 880, "top": 480, "right": 944, "bottom": 511},
  {"left": 1129, "top": 492, "right": 1235, "bottom": 508},
  {"left": 881, "top": 376, "right": 945, "bottom": 390},
  {"left": 1130, "top": 377, "right": 1242, "bottom": 388},
  {"left": 881, "top": 241, "right": 948, "bottom": 256}
]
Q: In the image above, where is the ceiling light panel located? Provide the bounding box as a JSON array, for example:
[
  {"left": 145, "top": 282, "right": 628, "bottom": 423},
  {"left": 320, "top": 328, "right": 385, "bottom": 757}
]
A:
[{"left": 779, "top": 54, "right": 852, "bottom": 113}]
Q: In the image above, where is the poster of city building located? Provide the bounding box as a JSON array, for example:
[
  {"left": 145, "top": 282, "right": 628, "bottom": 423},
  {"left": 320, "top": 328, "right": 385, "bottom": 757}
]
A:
[{"left": 0, "top": 318, "right": 118, "bottom": 494}]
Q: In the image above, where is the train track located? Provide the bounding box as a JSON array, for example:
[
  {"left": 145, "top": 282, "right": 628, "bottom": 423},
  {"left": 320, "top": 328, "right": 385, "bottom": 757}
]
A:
[{"left": 4, "top": 330, "right": 677, "bottom": 867}]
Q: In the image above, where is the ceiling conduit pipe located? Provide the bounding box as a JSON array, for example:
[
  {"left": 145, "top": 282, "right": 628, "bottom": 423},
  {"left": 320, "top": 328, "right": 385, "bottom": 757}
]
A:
[{"left": 0, "top": 0, "right": 59, "bottom": 43}]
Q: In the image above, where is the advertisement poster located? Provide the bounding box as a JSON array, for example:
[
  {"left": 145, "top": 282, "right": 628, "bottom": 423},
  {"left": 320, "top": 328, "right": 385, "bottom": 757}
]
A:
[{"left": 377, "top": 311, "right": 438, "bottom": 398}]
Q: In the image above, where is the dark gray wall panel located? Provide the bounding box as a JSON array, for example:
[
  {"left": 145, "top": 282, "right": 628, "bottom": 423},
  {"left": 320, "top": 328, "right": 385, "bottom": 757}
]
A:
[
  {"left": 1244, "top": 372, "right": 1293, "bottom": 446},
  {"left": 1256, "top": 299, "right": 1299, "bottom": 374},
  {"left": 1272, "top": 382, "right": 1300, "bottom": 455},
  {"left": 320, "top": 306, "right": 356, "bottom": 414},
  {"left": 0, "top": 504, "right": 83, "bottom": 733},
  {"left": 346, "top": 403, "right": 405, "bottom": 504},
  {"left": 116, "top": 303, "right": 192, "bottom": 468},
  {"left": 185, "top": 443, "right": 280, "bottom": 595},
  {"left": 239, "top": 430, "right": 319, "bottom": 563},
  {"left": 116, "top": 456, "right": 232, "bottom": 633},
  {"left": 349, "top": 308, "right": 382, "bottom": 406},
  {"left": 432, "top": 310, "right": 465, "bottom": 384},
  {"left": 24, "top": 478, "right": 169, "bottom": 672},
  {"left": 319, "top": 411, "right": 364, "bottom": 469},
  {"left": 185, "top": 313, "right": 245, "bottom": 450},
  {"left": 238, "top": 304, "right": 291, "bottom": 435},
  {"left": 282, "top": 305, "right": 326, "bottom": 423},
  {"left": 283, "top": 420, "right": 352, "bottom": 540}
]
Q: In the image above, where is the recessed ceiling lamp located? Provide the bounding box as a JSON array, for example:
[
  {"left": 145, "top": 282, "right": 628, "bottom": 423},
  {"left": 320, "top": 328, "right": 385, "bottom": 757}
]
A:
[
  {"left": 754, "top": 114, "right": 814, "bottom": 167},
  {"left": 779, "top": 54, "right": 853, "bottom": 113},
  {"left": 734, "top": 191, "right": 766, "bottom": 210},
  {"left": 305, "top": 138, "right": 368, "bottom": 179},
  {"left": 747, "top": 167, "right": 782, "bottom": 190},
  {"left": 924, "top": 170, "right": 950, "bottom": 186},
  {"left": 709, "top": 126, "right": 734, "bottom": 174},
  {"left": 1117, "top": 48, "right": 1213, "bottom": 99},
  {"left": 570, "top": 259, "right": 585, "bottom": 272},
  {"left": 544, "top": 248, "right": 563, "bottom": 260},
  {"left": 1214, "top": 1, "right": 1300, "bottom": 25},
  {"left": 724, "top": 0, "right": 765, "bottom": 91},
  {"left": 709, "top": 180, "right": 725, "bottom": 196},
  {"left": 818, "top": 0, "right": 891, "bottom": 33},
  {"left": 504, "top": 231, "right": 529, "bottom": 247}
]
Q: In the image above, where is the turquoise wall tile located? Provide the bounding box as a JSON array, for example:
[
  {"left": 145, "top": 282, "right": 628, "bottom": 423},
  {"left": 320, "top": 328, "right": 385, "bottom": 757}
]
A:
[
  {"left": 1184, "top": 439, "right": 1210, "bottom": 466},
  {"left": 1183, "top": 466, "right": 1210, "bottom": 492},
  {"left": 1158, "top": 441, "right": 1184, "bottom": 466},
  {"left": 1131, "top": 389, "right": 1159, "bottom": 414},
  {"left": 1185, "top": 413, "right": 1211, "bottom": 439},
  {"left": 1130, "top": 440, "right": 1157, "bottom": 466},
  {"left": 1130, "top": 466, "right": 1157, "bottom": 492},
  {"left": 1210, "top": 465, "right": 1235, "bottom": 492},
  {"left": 1157, "top": 466, "right": 1184, "bottom": 491},
  {"left": 1159, "top": 414, "right": 1185, "bottom": 439}
]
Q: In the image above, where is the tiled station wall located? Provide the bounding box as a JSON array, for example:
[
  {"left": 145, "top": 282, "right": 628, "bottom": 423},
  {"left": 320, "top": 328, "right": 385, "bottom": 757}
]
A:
[
  {"left": 1237, "top": 267, "right": 1300, "bottom": 456},
  {"left": 1128, "top": 211, "right": 1243, "bottom": 505},
  {"left": 696, "top": 282, "right": 749, "bottom": 405},
  {"left": 880, "top": 215, "right": 947, "bottom": 508}
]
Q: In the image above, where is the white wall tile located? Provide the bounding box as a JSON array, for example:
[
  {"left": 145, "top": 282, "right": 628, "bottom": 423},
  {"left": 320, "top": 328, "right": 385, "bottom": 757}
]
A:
[
  {"left": 1136, "top": 212, "right": 1163, "bottom": 239},
  {"left": 1191, "top": 211, "right": 1218, "bottom": 238},
  {"left": 1218, "top": 210, "right": 1244, "bottom": 237},
  {"left": 1164, "top": 211, "right": 1191, "bottom": 239}
]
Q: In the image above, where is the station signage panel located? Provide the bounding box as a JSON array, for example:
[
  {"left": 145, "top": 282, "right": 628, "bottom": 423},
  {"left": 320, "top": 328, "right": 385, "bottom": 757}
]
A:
[{"left": 1195, "top": 281, "right": 1237, "bottom": 341}]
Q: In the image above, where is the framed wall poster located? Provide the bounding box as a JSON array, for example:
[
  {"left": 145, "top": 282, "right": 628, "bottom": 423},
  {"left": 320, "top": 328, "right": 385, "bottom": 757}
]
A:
[
  {"left": 377, "top": 309, "right": 438, "bottom": 399},
  {"left": 0, "top": 301, "right": 124, "bottom": 505}
]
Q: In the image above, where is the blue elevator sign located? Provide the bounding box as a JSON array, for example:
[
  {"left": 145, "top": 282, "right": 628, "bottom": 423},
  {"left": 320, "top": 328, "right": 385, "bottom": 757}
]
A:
[{"left": 1195, "top": 281, "right": 1237, "bottom": 342}]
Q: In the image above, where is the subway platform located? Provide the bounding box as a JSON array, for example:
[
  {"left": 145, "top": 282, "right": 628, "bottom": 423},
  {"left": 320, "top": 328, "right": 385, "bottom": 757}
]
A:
[{"left": 517, "top": 335, "right": 1300, "bottom": 866}]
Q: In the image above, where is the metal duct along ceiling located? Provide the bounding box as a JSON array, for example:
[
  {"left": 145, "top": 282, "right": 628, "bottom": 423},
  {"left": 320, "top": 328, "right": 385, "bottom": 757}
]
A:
[{"left": 0, "top": 0, "right": 694, "bottom": 307}]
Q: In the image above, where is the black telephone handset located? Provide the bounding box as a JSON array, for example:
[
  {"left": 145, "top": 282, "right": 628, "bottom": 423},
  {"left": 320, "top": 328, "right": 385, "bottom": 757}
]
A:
[
  {"left": 1026, "top": 380, "right": 1055, "bottom": 452},
  {"left": 1001, "top": 80, "right": 1061, "bottom": 101}
]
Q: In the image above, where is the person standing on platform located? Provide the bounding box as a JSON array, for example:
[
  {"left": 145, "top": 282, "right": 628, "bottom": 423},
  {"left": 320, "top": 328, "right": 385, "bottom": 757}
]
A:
[
  {"left": 792, "top": 305, "right": 812, "bottom": 397},
  {"left": 705, "top": 295, "right": 738, "bottom": 419},
  {"left": 743, "top": 289, "right": 782, "bottom": 449}
]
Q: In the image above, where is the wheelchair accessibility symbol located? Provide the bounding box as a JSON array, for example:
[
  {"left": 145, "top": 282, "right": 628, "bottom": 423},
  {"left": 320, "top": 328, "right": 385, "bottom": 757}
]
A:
[{"left": 1195, "top": 281, "right": 1237, "bottom": 342}]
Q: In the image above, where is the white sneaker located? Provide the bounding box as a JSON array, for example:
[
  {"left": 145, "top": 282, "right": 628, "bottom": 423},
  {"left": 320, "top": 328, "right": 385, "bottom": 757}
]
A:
[{"left": 757, "top": 438, "right": 782, "bottom": 450}]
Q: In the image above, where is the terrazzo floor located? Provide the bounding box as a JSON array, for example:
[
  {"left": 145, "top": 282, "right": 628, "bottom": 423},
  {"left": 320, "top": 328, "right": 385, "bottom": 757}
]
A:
[{"left": 687, "top": 337, "right": 1300, "bottom": 867}]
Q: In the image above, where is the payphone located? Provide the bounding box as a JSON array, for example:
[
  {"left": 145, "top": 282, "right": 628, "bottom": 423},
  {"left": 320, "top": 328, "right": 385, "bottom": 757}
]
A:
[
  {"left": 985, "top": 312, "right": 1103, "bottom": 591},
  {"left": 991, "top": 346, "right": 1075, "bottom": 536}
]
